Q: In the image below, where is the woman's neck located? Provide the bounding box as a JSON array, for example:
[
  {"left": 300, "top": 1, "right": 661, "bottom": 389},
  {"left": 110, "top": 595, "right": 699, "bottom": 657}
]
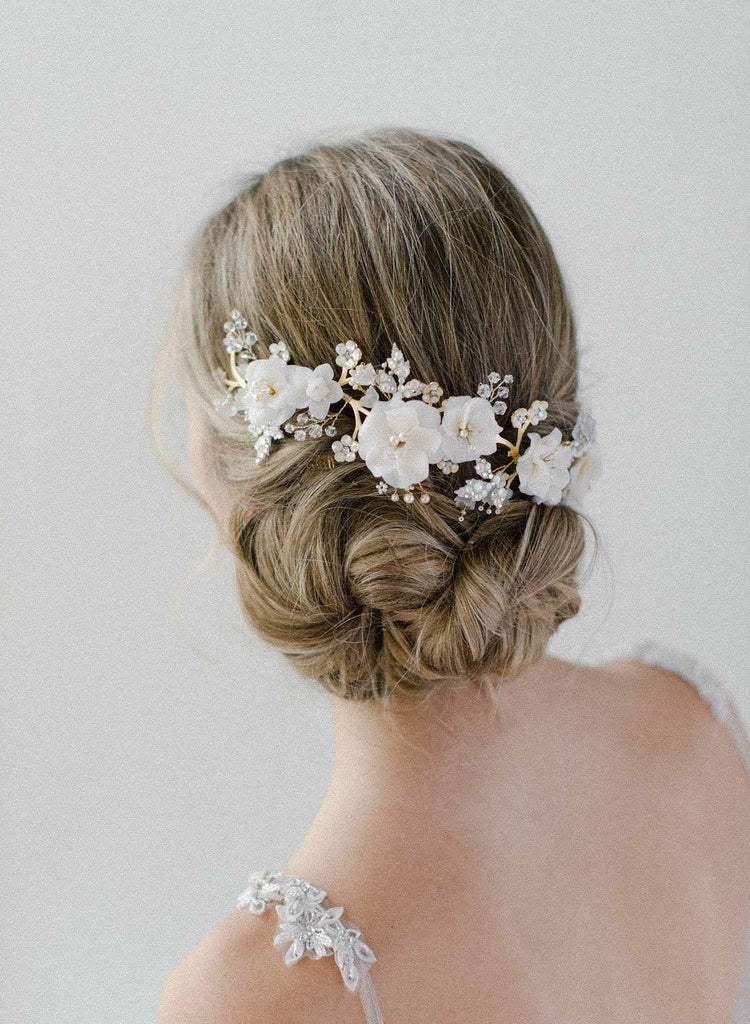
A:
[{"left": 281, "top": 654, "right": 590, "bottom": 888}]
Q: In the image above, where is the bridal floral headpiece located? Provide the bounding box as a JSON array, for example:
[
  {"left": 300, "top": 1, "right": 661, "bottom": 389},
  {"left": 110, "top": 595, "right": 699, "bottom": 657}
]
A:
[{"left": 213, "top": 310, "right": 602, "bottom": 520}]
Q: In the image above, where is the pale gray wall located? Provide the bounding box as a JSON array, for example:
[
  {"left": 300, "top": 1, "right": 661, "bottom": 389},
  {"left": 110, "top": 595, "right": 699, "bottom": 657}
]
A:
[{"left": 3, "top": 2, "right": 748, "bottom": 1022}]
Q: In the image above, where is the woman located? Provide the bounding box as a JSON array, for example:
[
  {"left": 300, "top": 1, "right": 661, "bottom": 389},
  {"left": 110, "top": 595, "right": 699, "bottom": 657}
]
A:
[{"left": 153, "top": 128, "right": 750, "bottom": 1023}]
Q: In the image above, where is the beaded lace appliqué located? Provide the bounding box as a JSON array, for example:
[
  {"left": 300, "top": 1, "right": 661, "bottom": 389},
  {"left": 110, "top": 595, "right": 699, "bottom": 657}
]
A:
[{"left": 237, "top": 871, "right": 377, "bottom": 993}]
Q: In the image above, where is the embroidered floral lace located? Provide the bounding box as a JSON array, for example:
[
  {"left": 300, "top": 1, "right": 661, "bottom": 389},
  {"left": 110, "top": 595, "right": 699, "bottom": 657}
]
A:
[{"left": 236, "top": 870, "right": 383, "bottom": 1023}]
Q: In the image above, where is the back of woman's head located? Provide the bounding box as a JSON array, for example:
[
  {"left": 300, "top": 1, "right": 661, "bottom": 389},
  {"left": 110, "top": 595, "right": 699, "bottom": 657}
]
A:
[{"left": 164, "top": 127, "right": 595, "bottom": 704}]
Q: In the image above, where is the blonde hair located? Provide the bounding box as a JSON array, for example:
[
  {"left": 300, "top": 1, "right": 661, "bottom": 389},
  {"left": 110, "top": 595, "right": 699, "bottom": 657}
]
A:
[{"left": 152, "top": 127, "right": 599, "bottom": 706}]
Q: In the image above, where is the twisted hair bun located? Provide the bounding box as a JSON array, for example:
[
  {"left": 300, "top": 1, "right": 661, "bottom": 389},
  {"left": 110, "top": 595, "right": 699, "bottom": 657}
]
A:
[
  {"left": 165, "top": 127, "right": 599, "bottom": 702},
  {"left": 232, "top": 454, "right": 586, "bottom": 702}
]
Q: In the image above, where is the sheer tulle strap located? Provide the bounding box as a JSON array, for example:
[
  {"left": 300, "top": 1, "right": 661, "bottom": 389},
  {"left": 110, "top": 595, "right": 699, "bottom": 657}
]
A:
[{"left": 357, "top": 961, "right": 384, "bottom": 1023}]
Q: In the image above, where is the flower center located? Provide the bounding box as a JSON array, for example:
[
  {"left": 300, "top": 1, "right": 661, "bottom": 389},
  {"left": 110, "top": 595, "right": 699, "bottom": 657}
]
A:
[
  {"left": 388, "top": 431, "right": 407, "bottom": 450},
  {"left": 249, "top": 379, "right": 276, "bottom": 402},
  {"left": 457, "top": 422, "right": 474, "bottom": 447}
]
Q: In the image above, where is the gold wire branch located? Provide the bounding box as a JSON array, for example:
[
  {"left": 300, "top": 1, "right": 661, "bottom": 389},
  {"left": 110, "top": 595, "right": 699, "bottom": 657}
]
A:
[{"left": 226, "top": 350, "right": 246, "bottom": 390}]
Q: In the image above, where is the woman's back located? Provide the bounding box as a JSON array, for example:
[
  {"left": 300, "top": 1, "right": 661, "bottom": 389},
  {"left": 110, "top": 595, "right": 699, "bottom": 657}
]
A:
[
  {"left": 159, "top": 649, "right": 750, "bottom": 1023},
  {"left": 361, "top": 665, "right": 745, "bottom": 1023}
]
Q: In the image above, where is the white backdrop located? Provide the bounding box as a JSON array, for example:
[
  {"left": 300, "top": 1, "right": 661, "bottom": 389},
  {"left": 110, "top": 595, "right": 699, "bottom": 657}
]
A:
[{"left": 3, "top": 2, "right": 749, "bottom": 1022}]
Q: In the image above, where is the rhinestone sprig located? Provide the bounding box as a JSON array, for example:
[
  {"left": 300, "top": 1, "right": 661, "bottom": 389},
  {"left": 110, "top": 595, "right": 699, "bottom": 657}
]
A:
[{"left": 222, "top": 309, "right": 258, "bottom": 355}]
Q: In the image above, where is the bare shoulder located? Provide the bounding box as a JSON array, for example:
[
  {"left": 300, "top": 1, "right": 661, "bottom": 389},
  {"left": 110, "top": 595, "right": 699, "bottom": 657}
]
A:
[
  {"left": 586, "top": 657, "right": 750, "bottom": 1011},
  {"left": 156, "top": 906, "right": 362, "bottom": 1024},
  {"left": 561, "top": 655, "right": 750, "bottom": 842},
  {"left": 599, "top": 658, "right": 750, "bottom": 896},
  {"left": 584, "top": 656, "right": 750, "bottom": 868},
  {"left": 156, "top": 908, "right": 270, "bottom": 1024},
  {"left": 601, "top": 655, "right": 750, "bottom": 784}
]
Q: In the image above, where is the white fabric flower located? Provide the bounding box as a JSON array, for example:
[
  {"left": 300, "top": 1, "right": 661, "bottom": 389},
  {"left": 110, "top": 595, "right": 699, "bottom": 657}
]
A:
[
  {"left": 438, "top": 395, "right": 499, "bottom": 464},
  {"left": 516, "top": 427, "right": 574, "bottom": 505},
  {"left": 349, "top": 362, "right": 377, "bottom": 387},
  {"left": 563, "top": 448, "right": 604, "bottom": 504},
  {"left": 359, "top": 385, "right": 379, "bottom": 408},
  {"left": 303, "top": 363, "right": 344, "bottom": 420},
  {"left": 236, "top": 356, "right": 313, "bottom": 429},
  {"left": 356, "top": 391, "right": 443, "bottom": 489},
  {"left": 571, "top": 408, "right": 597, "bottom": 455}
]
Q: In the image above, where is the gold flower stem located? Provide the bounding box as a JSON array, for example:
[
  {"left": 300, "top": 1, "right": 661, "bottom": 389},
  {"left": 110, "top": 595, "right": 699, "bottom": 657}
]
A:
[
  {"left": 515, "top": 419, "right": 531, "bottom": 449},
  {"left": 228, "top": 350, "right": 246, "bottom": 388},
  {"left": 498, "top": 436, "right": 522, "bottom": 459},
  {"left": 497, "top": 420, "right": 532, "bottom": 459},
  {"left": 339, "top": 394, "right": 371, "bottom": 440}
]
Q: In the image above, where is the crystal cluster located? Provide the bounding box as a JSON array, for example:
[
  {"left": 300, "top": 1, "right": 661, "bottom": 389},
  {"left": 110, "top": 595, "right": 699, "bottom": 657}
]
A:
[
  {"left": 454, "top": 458, "right": 515, "bottom": 523},
  {"left": 222, "top": 309, "right": 258, "bottom": 354}
]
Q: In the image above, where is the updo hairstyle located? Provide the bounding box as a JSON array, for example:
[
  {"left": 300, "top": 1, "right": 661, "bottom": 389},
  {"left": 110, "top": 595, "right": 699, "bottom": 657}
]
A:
[{"left": 162, "top": 127, "right": 598, "bottom": 704}]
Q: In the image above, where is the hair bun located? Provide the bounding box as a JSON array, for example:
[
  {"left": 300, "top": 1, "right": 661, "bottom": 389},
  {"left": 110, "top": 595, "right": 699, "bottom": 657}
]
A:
[{"left": 231, "top": 453, "right": 586, "bottom": 702}]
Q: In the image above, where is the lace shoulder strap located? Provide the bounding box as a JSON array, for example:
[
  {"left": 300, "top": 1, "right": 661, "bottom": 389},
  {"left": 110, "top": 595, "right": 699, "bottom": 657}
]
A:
[
  {"left": 599, "top": 638, "right": 750, "bottom": 778},
  {"left": 237, "top": 871, "right": 384, "bottom": 1024}
]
